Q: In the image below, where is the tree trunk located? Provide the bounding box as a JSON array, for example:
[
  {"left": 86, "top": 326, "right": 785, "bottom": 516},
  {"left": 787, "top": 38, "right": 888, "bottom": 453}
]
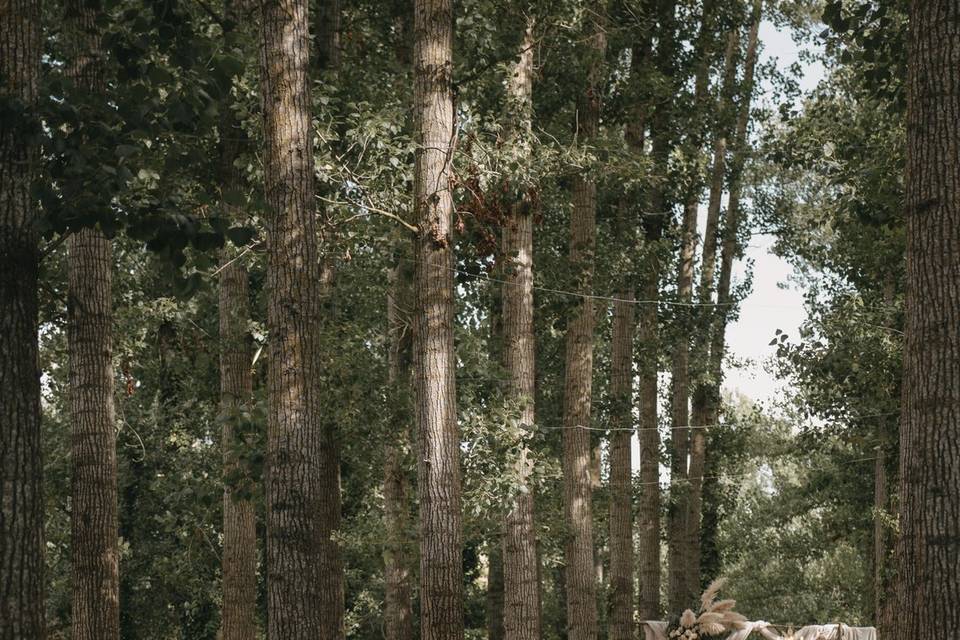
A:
[
  {"left": 218, "top": 242, "right": 258, "bottom": 640},
  {"left": 314, "top": 0, "right": 340, "bottom": 71},
  {"left": 632, "top": 11, "right": 666, "bottom": 618},
  {"left": 667, "top": 0, "right": 721, "bottom": 610},
  {"left": 684, "top": 27, "right": 740, "bottom": 596},
  {"left": 412, "top": 1, "right": 463, "bottom": 639},
  {"left": 259, "top": 0, "right": 343, "bottom": 635},
  {"left": 890, "top": 2, "right": 960, "bottom": 637},
  {"left": 384, "top": 261, "right": 414, "bottom": 640},
  {"left": 68, "top": 231, "right": 120, "bottom": 640},
  {"left": 218, "top": 6, "right": 258, "bottom": 633},
  {"left": 62, "top": 1, "right": 120, "bottom": 638},
  {"left": 487, "top": 548, "right": 506, "bottom": 640},
  {"left": 561, "top": 13, "right": 606, "bottom": 640},
  {"left": 608, "top": 293, "right": 635, "bottom": 640},
  {"left": 872, "top": 447, "right": 888, "bottom": 624},
  {"left": 501, "top": 20, "right": 541, "bottom": 640},
  {"left": 0, "top": 0, "right": 45, "bottom": 635}
]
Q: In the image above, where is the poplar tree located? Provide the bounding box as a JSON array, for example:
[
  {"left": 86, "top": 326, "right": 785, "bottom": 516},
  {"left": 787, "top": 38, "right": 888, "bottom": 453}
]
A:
[
  {"left": 411, "top": 1, "right": 464, "bottom": 638},
  {"left": 65, "top": 0, "right": 121, "bottom": 637},
  {"left": 0, "top": 0, "right": 45, "bottom": 634},
  {"left": 891, "top": 2, "right": 960, "bottom": 637}
]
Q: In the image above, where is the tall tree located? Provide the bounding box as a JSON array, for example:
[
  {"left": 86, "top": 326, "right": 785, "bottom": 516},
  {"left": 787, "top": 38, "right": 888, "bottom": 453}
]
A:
[
  {"left": 64, "top": 0, "right": 120, "bottom": 637},
  {"left": 685, "top": 24, "right": 741, "bottom": 592},
  {"left": 608, "top": 14, "right": 654, "bottom": 634},
  {"left": 259, "top": 0, "right": 341, "bottom": 635},
  {"left": 891, "top": 1, "right": 960, "bottom": 637},
  {"left": 607, "top": 281, "right": 635, "bottom": 640},
  {"left": 411, "top": 0, "right": 464, "bottom": 638},
  {"left": 561, "top": 9, "right": 606, "bottom": 640},
  {"left": 384, "top": 257, "right": 415, "bottom": 640},
  {"left": 0, "top": 0, "right": 45, "bottom": 634},
  {"left": 314, "top": 2, "right": 346, "bottom": 635},
  {"left": 218, "top": 2, "right": 257, "bottom": 638},
  {"left": 667, "top": 0, "right": 718, "bottom": 611},
  {"left": 636, "top": 0, "right": 677, "bottom": 620},
  {"left": 501, "top": 16, "right": 541, "bottom": 640}
]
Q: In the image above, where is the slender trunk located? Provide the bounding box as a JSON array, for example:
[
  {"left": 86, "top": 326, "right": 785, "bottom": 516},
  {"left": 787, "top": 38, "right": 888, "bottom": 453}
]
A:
[
  {"left": 487, "top": 548, "right": 506, "bottom": 640},
  {"left": 218, "top": 8, "right": 258, "bottom": 633},
  {"left": 708, "top": 0, "right": 761, "bottom": 399},
  {"left": 260, "top": 0, "right": 342, "bottom": 635},
  {"left": 667, "top": 0, "right": 718, "bottom": 610},
  {"left": 609, "top": 40, "right": 647, "bottom": 624},
  {"left": 637, "top": 217, "right": 663, "bottom": 623},
  {"left": 608, "top": 292, "right": 635, "bottom": 640},
  {"left": 629, "top": 12, "right": 664, "bottom": 618},
  {"left": 314, "top": 0, "right": 340, "bottom": 71},
  {"left": 62, "top": 1, "right": 120, "bottom": 638},
  {"left": 0, "top": 0, "right": 44, "bottom": 635},
  {"left": 412, "top": 1, "right": 463, "bottom": 638},
  {"left": 69, "top": 226, "right": 119, "bottom": 640},
  {"left": 384, "top": 262, "right": 415, "bottom": 640},
  {"left": 872, "top": 448, "right": 888, "bottom": 623},
  {"left": 219, "top": 244, "right": 258, "bottom": 640},
  {"left": 68, "top": 228, "right": 120, "bottom": 640},
  {"left": 684, "top": 28, "right": 740, "bottom": 595},
  {"left": 501, "top": 22, "right": 541, "bottom": 640},
  {"left": 562, "top": 13, "right": 606, "bottom": 640},
  {"left": 891, "top": 2, "right": 960, "bottom": 637},
  {"left": 873, "top": 275, "right": 896, "bottom": 629}
]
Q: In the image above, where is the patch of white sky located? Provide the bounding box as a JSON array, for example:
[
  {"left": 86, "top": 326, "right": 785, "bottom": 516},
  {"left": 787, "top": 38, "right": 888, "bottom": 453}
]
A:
[{"left": 720, "top": 19, "right": 825, "bottom": 411}]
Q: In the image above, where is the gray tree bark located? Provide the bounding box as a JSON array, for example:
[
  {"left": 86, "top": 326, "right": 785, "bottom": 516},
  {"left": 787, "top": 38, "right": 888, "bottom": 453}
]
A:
[
  {"left": 501, "top": 17, "right": 541, "bottom": 640},
  {"left": 259, "top": 0, "right": 343, "bottom": 634},
  {"left": 667, "top": 0, "right": 719, "bottom": 610},
  {"left": 890, "top": 2, "right": 960, "bottom": 637},
  {"left": 63, "top": 1, "right": 121, "bottom": 638},
  {"left": 384, "top": 260, "right": 415, "bottom": 640},
  {"left": 562, "top": 11, "right": 606, "bottom": 640},
  {"left": 218, "top": 4, "right": 258, "bottom": 635},
  {"left": 412, "top": 1, "right": 464, "bottom": 638},
  {"left": 0, "top": 0, "right": 45, "bottom": 635}
]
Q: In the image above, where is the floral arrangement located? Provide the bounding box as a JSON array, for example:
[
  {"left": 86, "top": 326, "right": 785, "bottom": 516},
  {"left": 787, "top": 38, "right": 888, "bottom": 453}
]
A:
[{"left": 667, "top": 579, "right": 748, "bottom": 640}]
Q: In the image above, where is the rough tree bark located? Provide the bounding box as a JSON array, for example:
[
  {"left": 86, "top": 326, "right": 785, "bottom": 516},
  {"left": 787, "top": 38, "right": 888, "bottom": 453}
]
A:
[
  {"left": 62, "top": 1, "right": 120, "bottom": 638},
  {"left": 562, "top": 11, "right": 606, "bottom": 640},
  {"left": 608, "top": 289, "right": 635, "bottom": 640},
  {"left": 412, "top": 1, "right": 464, "bottom": 638},
  {"left": 890, "top": 2, "right": 960, "bottom": 638},
  {"left": 873, "top": 447, "right": 888, "bottom": 625},
  {"left": 608, "top": 23, "right": 654, "bottom": 637},
  {"left": 487, "top": 549, "right": 506, "bottom": 640},
  {"left": 636, "top": 0, "right": 677, "bottom": 619},
  {"left": 501, "top": 17, "right": 541, "bottom": 640},
  {"left": 314, "top": 0, "right": 340, "bottom": 71},
  {"left": 259, "top": 0, "right": 342, "bottom": 635},
  {"left": 218, "top": 3, "right": 258, "bottom": 636},
  {"left": 384, "top": 259, "right": 415, "bottom": 640},
  {"left": 0, "top": 0, "right": 45, "bottom": 635}
]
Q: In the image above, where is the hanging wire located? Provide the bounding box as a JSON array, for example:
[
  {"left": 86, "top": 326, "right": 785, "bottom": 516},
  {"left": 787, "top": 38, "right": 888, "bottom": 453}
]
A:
[{"left": 396, "top": 255, "right": 900, "bottom": 314}]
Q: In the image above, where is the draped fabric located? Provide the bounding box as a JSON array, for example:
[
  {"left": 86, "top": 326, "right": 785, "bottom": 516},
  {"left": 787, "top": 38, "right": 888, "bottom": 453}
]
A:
[
  {"left": 641, "top": 621, "right": 877, "bottom": 640},
  {"left": 793, "top": 625, "right": 877, "bottom": 640}
]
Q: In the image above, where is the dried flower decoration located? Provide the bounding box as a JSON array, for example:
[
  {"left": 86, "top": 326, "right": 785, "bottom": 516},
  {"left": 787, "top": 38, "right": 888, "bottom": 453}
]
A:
[{"left": 667, "top": 578, "right": 748, "bottom": 640}]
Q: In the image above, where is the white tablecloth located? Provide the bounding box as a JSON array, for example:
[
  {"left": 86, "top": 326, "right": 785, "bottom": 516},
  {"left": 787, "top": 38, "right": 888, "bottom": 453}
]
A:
[{"left": 640, "top": 621, "right": 877, "bottom": 640}]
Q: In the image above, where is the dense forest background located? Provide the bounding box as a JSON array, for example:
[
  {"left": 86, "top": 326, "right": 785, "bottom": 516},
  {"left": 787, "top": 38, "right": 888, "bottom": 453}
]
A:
[{"left": 2, "top": 0, "right": 955, "bottom": 638}]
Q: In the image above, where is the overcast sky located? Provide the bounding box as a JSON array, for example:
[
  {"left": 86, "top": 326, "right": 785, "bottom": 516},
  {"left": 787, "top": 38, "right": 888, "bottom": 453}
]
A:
[{"left": 721, "top": 20, "right": 825, "bottom": 409}]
